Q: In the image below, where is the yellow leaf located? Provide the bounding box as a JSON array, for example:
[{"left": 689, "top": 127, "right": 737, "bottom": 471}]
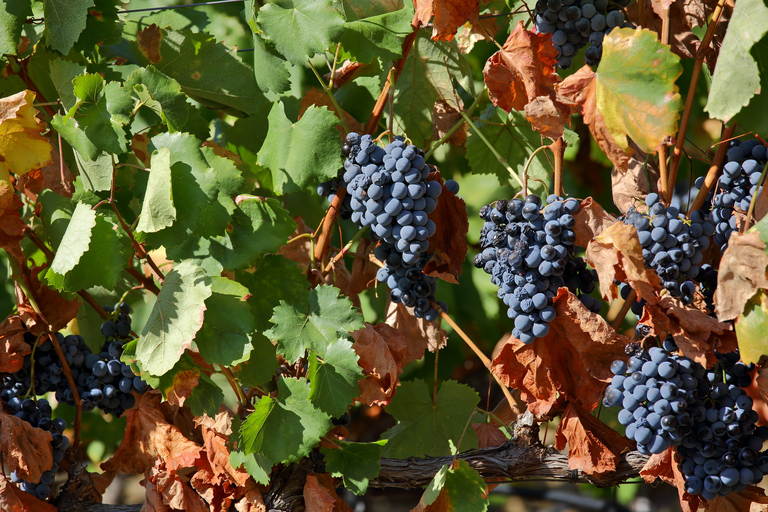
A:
[
  {"left": 0, "top": 90, "right": 53, "bottom": 177},
  {"left": 0, "top": 165, "right": 12, "bottom": 210}
]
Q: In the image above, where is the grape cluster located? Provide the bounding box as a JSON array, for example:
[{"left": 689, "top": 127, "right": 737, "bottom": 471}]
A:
[
  {"left": 1, "top": 394, "right": 68, "bottom": 500},
  {"left": 677, "top": 351, "right": 768, "bottom": 499},
  {"left": 333, "top": 132, "right": 443, "bottom": 320},
  {"left": 711, "top": 138, "right": 768, "bottom": 253},
  {"left": 623, "top": 192, "right": 715, "bottom": 303},
  {"left": 604, "top": 338, "right": 701, "bottom": 455},
  {"left": 533, "top": 0, "right": 631, "bottom": 69},
  {"left": 473, "top": 194, "right": 599, "bottom": 343}
]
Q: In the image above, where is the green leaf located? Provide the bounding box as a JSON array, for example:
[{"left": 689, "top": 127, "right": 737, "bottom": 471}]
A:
[
  {"left": 51, "top": 74, "right": 133, "bottom": 160},
  {"left": 732, "top": 33, "right": 768, "bottom": 134},
  {"left": 266, "top": 284, "right": 365, "bottom": 362},
  {"left": 308, "top": 338, "right": 364, "bottom": 417},
  {"left": 73, "top": 0, "right": 124, "bottom": 53},
  {"left": 320, "top": 440, "right": 385, "bottom": 495},
  {"left": 209, "top": 196, "right": 296, "bottom": 270},
  {"left": 132, "top": 27, "right": 265, "bottom": 115},
  {"left": 255, "top": 0, "right": 344, "bottom": 65},
  {"left": 185, "top": 372, "right": 226, "bottom": 417},
  {"left": 236, "top": 333, "right": 278, "bottom": 388},
  {"left": 465, "top": 107, "right": 551, "bottom": 195},
  {"left": 236, "top": 255, "right": 308, "bottom": 331},
  {"left": 37, "top": 190, "right": 74, "bottom": 250},
  {"left": 195, "top": 277, "right": 256, "bottom": 367},
  {"left": 0, "top": 0, "right": 33, "bottom": 56},
  {"left": 49, "top": 58, "right": 86, "bottom": 110},
  {"left": 423, "top": 464, "right": 449, "bottom": 506},
  {"left": 705, "top": 0, "right": 768, "bottom": 122},
  {"left": 136, "top": 148, "right": 176, "bottom": 234},
  {"left": 420, "top": 460, "right": 489, "bottom": 511},
  {"left": 230, "top": 450, "right": 272, "bottom": 485},
  {"left": 245, "top": 1, "right": 292, "bottom": 94},
  {"left": 392, "top": 32, "right": 474, "bottom": 148},
  {"left": 340, "top": 4, "right": 414, "bottom": 63},
  {"left": 596, "top": 28, "right": 683, "bottom": 152},
  {"left": 736, "top": 290, "right": 768, "bottom": 365},
  {"left": 136, "top": 261, "right": 213, "bottom": 376},
  {"left": 43, "top": 0, "right": 94, "bottom": 54},
  {"left": 44, "top": 203, "right": 131, "bottom": 292},
  {"left": 240, "top": 377, "right": 332, "bottom": 464},
  {"left": 382, "top": 379, "right": 479, "bottom": 458},
  {"left": 257, "top": 102, "right": 343, "bottom": 195}
]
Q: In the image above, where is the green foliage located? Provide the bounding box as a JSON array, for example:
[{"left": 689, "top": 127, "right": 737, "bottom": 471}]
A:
[
  {"left": 0, "top": 0, "right": 32, "bottom": 56},
  {"left": 320, "top": 440, "right": 386, "bottom": 495},
  {"left": 308, "top": 338, "right": 364, "bottom": 417},
  {"left": 43, "top": 0, "right": 94, "bottom": 54}
]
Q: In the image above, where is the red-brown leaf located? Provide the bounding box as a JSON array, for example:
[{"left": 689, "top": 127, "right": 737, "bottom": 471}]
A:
[
  {"left": 194, "top": 412, "right": 250, "bottom": 488},
  {"left": 0, "top": 195, "right": 26, "bottom": 265},
  {"left": 351, "top": 323, "right": 406, "bottom": 406},
  {"left": 16, "top": 263, "right": 80, "bottom": 335},
  {"left": 385, "top": 301, "right": 447, "bottom": 354},
  {"left": 303, "top": 473, "right": 352, "bottom": 512},
  {"left": 424, "top": 171, "right": 468, "bottom": 283},
  {"left": 0, "top": 409, "right": 53, "bottom": 483},
  {"left": 415, "top": 0, "right": 479, "bottom": 42},
  {"left": 572, "top": 197, "right": 617, "bottom": 248},
  {"left": 640, "top": 448, "right": 702, "bottom": 512},
  {"left": 472, "top": 423, "right": 508, "bottom": 449},
  {"left": 163, "top": 369, "right": 199, "bottom": 409},
  {"left": 102, "top": 392, "right": 202, "bottom": 475},
  {"left": 491, "top": 289, "right": 629, "bottom": 418},
  {"left": 714, "top": 232, "right": 768, "bottom": 322},
  {"left": 524, "top": 95, "right": 571, "bottom": 140},
  {"left": 433, "top": 101, "right": 467, "bottom": 146},
  {"left": 705, "top": 486, "right": 768, "bottom": 512},
  {"left": 554, "top": 402, "right": 633, "bottom": 477},
  {"left": 349, "top": 237, "right": 379, "bottom": 295},
  {"left": 0, "top": 316, "right": 31, "bottom": 373},
  {"left": 145, "top": 462, "right": 209, "bottom": 512}
]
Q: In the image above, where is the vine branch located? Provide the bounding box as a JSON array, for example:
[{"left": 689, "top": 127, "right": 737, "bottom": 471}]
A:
[{"left": 687, "top": 123, "right": 737, "bottom": 215}]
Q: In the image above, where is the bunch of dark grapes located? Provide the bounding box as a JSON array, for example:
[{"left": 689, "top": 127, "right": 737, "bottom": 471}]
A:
[
  {"left": 1, "top": 395, "right": 68, "bottom": 500},
  {"left": 331, "top": 132, "right": 444, "bottom": 320},
  {"left": 533, "top": 0, "right": 632, "bottom": 69},
  {"left": 698, "top": 264, "right": 718, "bottom": 315},
  {"left": 623, "top": 192, "right": 715, "bottom": 304},
  {"left": 604, "top": 338, "right": 701, "bottom": 455},
  {"left": 711, "top": 138, "right": 768, "bottom": 253},
  {"left": 677, "top": 351, "right": 768, "bottom": 500},
  {"left": 473, "top": 194, "right": 599, "bottom": 343}
]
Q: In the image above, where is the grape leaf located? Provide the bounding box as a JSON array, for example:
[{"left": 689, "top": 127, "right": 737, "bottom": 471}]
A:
[
  {"left": 596, "top": 28, "right": 683, "bottom": 152},
  {"left": 705, "top": 0, "right": 768, "bottom": 122},
  {"left": 257, "top": 102, "right": 343, "bottom": 195},
  {"left": 136, "top": 261, "right": 213, "bottom": 376},
  {"left": 0, "top": 90, "right": 54, "bottom": 177},
  {"left": 0, "top": 409, "right": 53, "bottom": 483},
  {"left": 37, "top": 190, "right": 74, "bottom": 250},
  {"left": 382, "top": 379, "right": 479, "bottom": 458},
  {"left": 244, "top": 1, "right": 292, "bottom": 95},
  {"left": 51, "top": 74, "right": 133, "bottom": 160},
  {"left": 239, "top": 377, "right": 332, "bottom": 464},
  {"left": 43, "top": 0, "right": 94, "bottom": 54},
  {"left": 732, "top": 36, "right": 768, "bottom": 134},
  {"left": 415, "top": 460, "right": 488, "bottom": 512},
  {"left": 266, "top": 284, "right": 365, "bottom": 362},
  {"left": 44, "top": 203, "right": 131, "bottom": 292},
  {"left": 320, "top": 440, "right": 385, "bottom": 495},
  {"left": 229, "top": 449, "right": 272, "bottom": 485},
  {"left": 49, "top": 58, "right": 86, "bottom": 110},
  {"left": 340, "top": 4, "right": 414, "bottom": 64},
  {"left": 308, "top": 338, "right": 364, "bottom": 417},
  {"left": 73, "top": 151, "right": 112, "bottom": 192},
  {"left": 714, "top": 231, "right": 768, "bottom": 322},
  {"left": 136, "top": 147, "right": 175, "bottom": 234},
  {"left": 0, "top": 0, "right": 32, "bottom": 56},
  {"left": 415, "top": 0, "right": 479, "bottom": 42},
  {"left": 255, "top": 0, "right": 344, "bottom": 65},
  {"left": 235, "top": 333, "right": 278, "bottom": 388},
  {"left": 735, "top": 291, "right": 768, "bottom": 365},
  {"left": 73, "top": 0, "right": 123, "bottom": 53}
]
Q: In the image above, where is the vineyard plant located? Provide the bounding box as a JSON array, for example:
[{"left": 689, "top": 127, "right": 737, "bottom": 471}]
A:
[{"left": 2, "top": 0, "right": 768, "bottom": 511}]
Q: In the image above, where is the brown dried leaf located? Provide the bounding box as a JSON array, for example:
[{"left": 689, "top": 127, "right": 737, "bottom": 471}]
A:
[
  {"left": 472, "top": 423, "right": 508, "bottom": 449},
  {"left": 491, "top": 289, "right": 629, "bottom": 418},
  {"left": 484, "top": 22, "right": 562, "bottom": 113},
  {"left": 0, "top": 409, "right": 53, "bottom": 482},
  {"left": 351, "top": 323, "right": 407, "bottom": 406},
  {"left": 572, "top": 197, "right": 617, "bottom": 248},
  {"left": 299, "top": 87, "right": 365, "bottom": 136},
  {"left": 132, "top": 133, "right": 151, "bottom": 166},
  {"left": 640, "top": 447, "right": 702, "bottom": 512},
  {"left": 557, "top": 66, "right": 633, "bottom": 172},
  {"left": 432, "top": 101, "right": 466, "bottom": 146},
  {"left": 524, "top": 96, "right": 570, "bottom": 141},
  {"left": 146, "top": 463, "right": 209, "bottom": 512},
  {"left": 386, "top": 301, "right": 447, "bottom": 353},
  {"left": 612, "top": 151, "right": 657, "bottom": 214},
  {"left": 585, "top": 222, "right": 661, "bottom": 304},
  {"left": 714, "top": 232, "right": 768, "bottom": 322},
  {"left": 424, "top": 171, "right": 468, "bottom": 283},
  {"left": 195, "top": 411, "right": 250, "bottom": 488},
  {"left": 164, "top": 369, "right": 199, "bottom": 409},
  {"left": 304, "top": 473, "right": 352, "bottom": 512},
  {"left": 705, "top": 486, "right": 768, "bottom": 512},
  {"left": 16, "top": 263, "right": 80, "bottom": 335},
  {"left": 0, "top": 316, "right": 31, "bottom": 373},
  {"left": 640, "top": 295, "right": 737, "bottom": 367},
  {"left": 349, "top": 238, "right": 379, "bottom": 295},
  {"left": 102, "top": 392, "right": 202, "bottom": 475},
  {"left": 234, "top": 490, "right": 267, "bottom": 512},
  {"left": 15, "top": 148, "right": 74, "bottom": 202},
  {"left": 554, "top": 402, "right": 633, "bottom": 477},
  {"left": 415, "top": 0, "right": 479, "bottom": 42},
  {"left": 0, "top": 195, "right": 27, "bottom": 265},
  {"left": 137, "top": 25, "right": 162, "bottom": 64},
  {"left": 326, "top": 60, "right": 365, "bottom": 89}
]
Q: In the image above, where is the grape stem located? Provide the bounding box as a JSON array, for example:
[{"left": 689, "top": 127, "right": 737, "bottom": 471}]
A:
[
  {"left": 461, "top": 111, "right": 526, "bottom": 190},
  {"left": 323, "top": 227, "right": 369, "bottom": 273},
  {"left": 552, "top": 137, "right": 565, "bottom": 197},
  {"left": 743, "top": 160, "right": 768, "bottom": 234},
  {"left": 521, "top": 145, "right": 552, "bottom": 195},
  {"left": 307, "top": 57, "right": 349, "bottom": 135},
  {"left": 658, "top": 147, "right": 670, "bottom": 204},
  {"left": 424, "top": 87, "right": 487, "bottom": 161},
  {"left": 611, "top": 288, "right": 636, "bottom": 331},
  {"left": 687, "top": 123, "right": 737, "bottom": 216}
]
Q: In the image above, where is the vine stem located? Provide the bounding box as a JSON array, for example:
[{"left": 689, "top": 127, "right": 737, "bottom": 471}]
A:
[
  {"left": 668, "top": 0, "right": 729, "bottom": 188},
  {"left": 687, "top": 123, "right": 737, "bottom": 215},
  {"left": 313, "top": 189, "right": 347, "bottom": 267},
  {"left": 438, "top": 310, "right": 518, "bottom": 411},
  {"left": 611, "top": 289, "right": 636, "bottom": 331},
  {"left": 424, "top": 87, "right": 487, "bottom": 161},
  {"left": 658, "top": 147, "right": 670, "bottom": 204},
  {"left": 323, "top": 227, "right": 368, "bottom": 273},
  {"left": 552, "top": 137, "right": 565, "bottom": 197},
  {"left": 461, "top": 112, "right": 526, "bottom": 190},
  {"left": 220, "top": 366, "right": 247, "bottom": 407},
  {"left": 743, "top": 160, "right": 768, "bottom": 233},
  {"left": 521, "top": 145, "right": 552, "bottom": 194}
]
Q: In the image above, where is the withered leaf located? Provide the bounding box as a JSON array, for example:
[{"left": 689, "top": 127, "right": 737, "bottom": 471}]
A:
[
  {"left": 385, "top": 301, "right": 447, "bottom": 354},
  {"left": 195, "top": 411, "right": 250, "bottom": 488},
  {"left": 303, "top": 473, "right": 352, "bottom": 512},
  {"left": 585, "top": 222, "right": 660, "bottom": 304},
  {"left": 415, "top": 0, "right": 479, "bottom": 42},
  {"left": 572, "top": 197, "right": 617, "bottom": 248},
  {"left": 146, "top": 462, "right": 209, "bottom": 512},
  {"left": 705, "top": 486, "right": 768, "bottom": 512},
  {"left": 0, "top": 409, "right": 53, "bottom": 483},
  {"left": 640, "top": 447, "right": 702, "bottom": 512},
  {"left": 137, "top": 25, "right": 163, "bottom": 64},
  {"left": 714, "top": 232, "right": 768, "bottom": 322},
  {"left": 349, "top": 237, "right": 379, "bottom": 296},
  {"left": 472, "top": 422, "right": 508, "bottom": 449},
  {"left": 0, "top": 195, "right": 26, "bottom": 266},
  {"left": 351, "top": 323, "right": 407, "bottom": 406},
  {"left": 17, "top": 263, "right": 80, "bottom": 335},
  {"left": 524, "top": 95, "right": 570, "bottom": 141},
  {"left": 491, "top": 290, "right": 628, "bottom": 418},
  {"left": 164, "top": 369, "right": 199, "bottom": 409},
  {"left": 0, "top": 316, "right": 31, "bottom": 373},
  {"left": 424, "top": 171, "right": 468, "bottom": 283},
  {"left": 554, "top": 401, "right": 633, "bottom": 477},
  {"left": 432, "top": 101, "right": 466, "bottom": 146},
  {"left": 611, "top": 151, "right": 657, "bottom": 215}
]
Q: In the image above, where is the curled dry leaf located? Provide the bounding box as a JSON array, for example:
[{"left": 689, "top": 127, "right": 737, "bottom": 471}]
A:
[
  {"left": 714, "top": 232, "right": 768, "bottom": 322},
  {"left": 640, "top": 295, "right": 737, "bottom": 367},
  {"left": 705, "top": 485, "right": 768, "bottom": 512},
  {"left": 386, "top": 301, "right": 447, "bottom": 353},
  {"left": 424, "top": 171, "right": 468, "bottom": 283},
  {"left": 554, "top": 402, "right": 634, "bottom": 477},
  {"left": 351, "top": 322, "right": 407, "bottom": 406},
  {"left": 491, "top": 289, "right": 629, "bottom": 418},
  {"left": 0, "top": 195, "right": 27, "bottom": 266},
  {"left": 299, "top": 87, "right": 365, "bottom": 136},
  {"left": 611, "top": 150, "right": 658, "bottom": 215},
  {"left": 0, "top": 316, "right": 31, "bottom": 373},
  {"left": 524, "top": 96, "right": 569, "bottom": 140},
  {"left": 0, "top": 470, "right": 57, "bottom": 512},
  {"left": 0, "top": 409, "right": 53, "bottom": 483},
  {"left": 572, "top": 197, "right": 617, "bottom": 248},
  {"left": 102, "top": 391, "right": 202, "bottom": 475},
  {"left": 15, "top": 147, "right": 74, "bottom": 202},
  {"left": 557, "top": 66, "right": 633, "bottom": 172},
  {"left": 163, "top": 369, "right": 200, "bottom": 409},
  {"left": 304, "top": 473, "right": 352, "bottom": 512},
  {"left": 432, "top": 101, "right": 467, "bottom": 146},
  {"left": 585, "top": 222, "right": 661, "bottom": 304},
  {"left": 415, "top": 0, "right": 479, "bottom": 42},
  {"left": 194, "top": 411, "right": 250, "bottom": 488},
  {"left": 144, "top": 461, "right": 209, "bottom": 512},
  {"left": 16, "top": 263, "right": 80, "bottom": 335},
  {"left": 640, "top": 447, "right": 702, "bottom": 512},
  {"left": 472, "top": 422, "right": 508, "bottom": 449},
  {"left": 349, "top": 237, "right": 379, "bottom": 295}
]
